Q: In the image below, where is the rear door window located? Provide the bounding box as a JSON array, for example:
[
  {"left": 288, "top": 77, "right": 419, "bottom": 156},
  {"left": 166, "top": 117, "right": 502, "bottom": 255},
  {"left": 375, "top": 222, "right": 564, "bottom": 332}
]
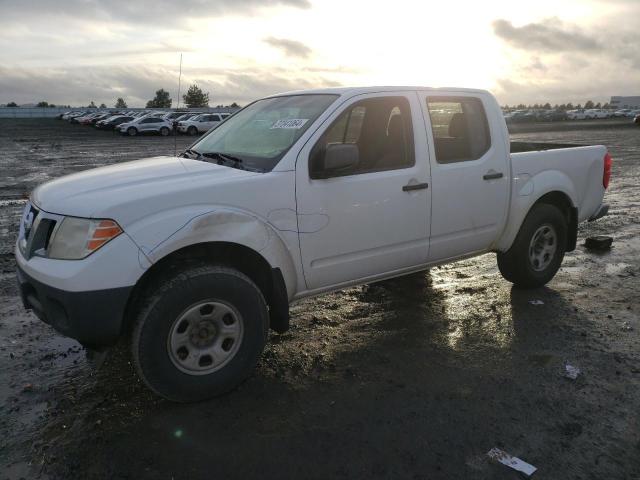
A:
[{"left": 426, "top": 97, "right": 490, "bottom": 163}]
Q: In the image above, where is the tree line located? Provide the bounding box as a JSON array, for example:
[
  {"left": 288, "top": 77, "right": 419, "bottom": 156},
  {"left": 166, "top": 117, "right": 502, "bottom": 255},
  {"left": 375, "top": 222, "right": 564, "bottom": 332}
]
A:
[{"left": 3, "top": 84, "right": 241, "bottom": 109}]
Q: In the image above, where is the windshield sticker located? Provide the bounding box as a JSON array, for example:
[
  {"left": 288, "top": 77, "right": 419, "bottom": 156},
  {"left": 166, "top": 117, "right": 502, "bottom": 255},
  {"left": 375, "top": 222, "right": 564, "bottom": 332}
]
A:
[{"left": 271, "top": 118, "right": 308, "bottom": 129}]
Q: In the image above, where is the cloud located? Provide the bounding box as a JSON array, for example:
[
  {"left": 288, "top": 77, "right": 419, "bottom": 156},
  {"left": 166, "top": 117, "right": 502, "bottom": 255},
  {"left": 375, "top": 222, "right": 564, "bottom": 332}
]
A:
[
  {"left": 264, "top": 37, "right": 312, "bottom": 58},
  {"left": 0, "top": 64, "right": 340, "bottom": 107},
  {"left": 0, "top": 0, "right": 311, "bottom": 25},
  {"left": 492, "top": 18, "right": 601, "bottom": 52}
]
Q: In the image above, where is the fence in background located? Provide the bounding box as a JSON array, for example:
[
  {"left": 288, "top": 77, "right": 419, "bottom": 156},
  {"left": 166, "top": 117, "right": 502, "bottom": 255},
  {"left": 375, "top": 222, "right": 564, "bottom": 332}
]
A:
[{"left": 0, "top": 107, "right": 239, "bottom": 119}]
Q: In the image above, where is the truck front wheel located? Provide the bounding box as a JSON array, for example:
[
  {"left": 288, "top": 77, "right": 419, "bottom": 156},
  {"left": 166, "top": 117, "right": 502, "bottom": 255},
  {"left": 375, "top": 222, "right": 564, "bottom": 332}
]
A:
[
  {"left": 132, "top": 265, "right": 268, "bottom": 402},
  {"left": 497, "top": 203, "right": 567, "bottom": 288}
]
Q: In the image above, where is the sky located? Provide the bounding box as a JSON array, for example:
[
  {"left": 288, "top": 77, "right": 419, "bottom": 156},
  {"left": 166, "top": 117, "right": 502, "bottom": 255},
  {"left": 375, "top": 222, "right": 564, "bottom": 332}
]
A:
[{"left": 0, "top": 0, "right": 639, "bottom": 107}]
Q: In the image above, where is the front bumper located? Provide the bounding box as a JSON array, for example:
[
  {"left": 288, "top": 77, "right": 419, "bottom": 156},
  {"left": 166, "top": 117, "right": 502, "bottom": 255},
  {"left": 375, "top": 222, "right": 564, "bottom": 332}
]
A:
[{"left": 17, "top": 263, "right": 132, "bottom": 347}]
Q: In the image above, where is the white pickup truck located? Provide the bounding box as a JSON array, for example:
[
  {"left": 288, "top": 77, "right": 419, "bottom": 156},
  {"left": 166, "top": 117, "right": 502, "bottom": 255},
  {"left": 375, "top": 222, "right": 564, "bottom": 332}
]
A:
[{"left": 16, "top": 87, "right": 611, "bottom": 401}]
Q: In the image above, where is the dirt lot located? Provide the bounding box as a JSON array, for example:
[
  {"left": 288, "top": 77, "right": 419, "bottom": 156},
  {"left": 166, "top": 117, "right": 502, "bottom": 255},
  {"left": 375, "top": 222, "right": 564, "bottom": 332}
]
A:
[{"left": 1, "top": 119, "right": 639, "bottom": 479}]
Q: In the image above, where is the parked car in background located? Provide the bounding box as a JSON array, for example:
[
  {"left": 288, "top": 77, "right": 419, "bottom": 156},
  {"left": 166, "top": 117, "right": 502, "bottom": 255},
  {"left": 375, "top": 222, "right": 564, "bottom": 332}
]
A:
[
  {"left": 86, "top": 113, "right": 115, "bottom": 125},
  {"left": 177, "top": 113, "right": 225, "bottom": 135},
  {"left": 75, "top": 113, "right": 99, "bottom": 125},
  {"left": 66, "top": 111, "right": 90, "bottom": 122},
  {"left": 567, "top": 109, "right": 588, "bottom": 120},
  {"left": 585, "top": 109, "right": 610, "bottom": 119},
  {"left": 96, "top": 115, "right": 135, "bottom": 130},
  {"left": 162, "top": 111, "right": 191, "bottom": 122},
  {"left": 504, "top": 109, "right": 537, "bottom": 123},
  {"left": 172, "top": 112, "right": 199, "bottom": 126},
  {"left": 627, "top": 109, "right": 640, "bottom": 119},
  {"left": 61, "top": 111, "right": 85, "bottom": 120},
  {"left": 117, "top": 116, "right": 173, "bottom": 136},
  {"left": 613, "top": 109, "right": 631, "bottom": 117},
  {"left": 633, "top": 113, "right": 640, "bottom": 124},
  {"left": 538, "top": 109, "right": 567, "bottom": 121}
]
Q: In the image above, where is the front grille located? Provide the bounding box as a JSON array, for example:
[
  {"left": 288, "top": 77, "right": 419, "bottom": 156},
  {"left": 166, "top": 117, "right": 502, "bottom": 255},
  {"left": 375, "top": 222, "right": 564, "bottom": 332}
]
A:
[
  {"left": 28, "top": 218, "right": 57, "bottom": 257},
  {"left": 19, "top": 203, "right": 59, "bottom": 259}
]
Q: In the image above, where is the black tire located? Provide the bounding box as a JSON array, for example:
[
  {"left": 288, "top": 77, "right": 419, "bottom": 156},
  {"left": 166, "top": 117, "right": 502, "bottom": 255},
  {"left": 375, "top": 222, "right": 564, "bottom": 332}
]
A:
[
  {"left": 127, "top": 127, "right": 138, "bottom": 136},
  {"left": 188, "top": 126, "right": 198, "bottom": 136},
  {"left": 132, "top": 265, "right": 268, "bottom": 402},
  {"left": 160, "top": 126, "right": 170, "bottom": 136},
  {"left": 497, "top": 203, "right": 567, "bottom": 288}
]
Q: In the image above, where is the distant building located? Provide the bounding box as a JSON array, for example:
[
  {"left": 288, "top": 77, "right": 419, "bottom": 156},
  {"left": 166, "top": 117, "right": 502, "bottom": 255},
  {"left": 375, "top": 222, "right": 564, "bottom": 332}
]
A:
[{"left": 610, "top": 96, "right": 640, "bottom": 109}]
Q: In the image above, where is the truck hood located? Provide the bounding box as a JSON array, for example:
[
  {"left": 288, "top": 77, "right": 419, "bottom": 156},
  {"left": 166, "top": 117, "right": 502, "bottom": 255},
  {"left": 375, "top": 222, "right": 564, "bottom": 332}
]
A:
[{"left": 32, "top": 156, "right": 259, "bottom": 220}]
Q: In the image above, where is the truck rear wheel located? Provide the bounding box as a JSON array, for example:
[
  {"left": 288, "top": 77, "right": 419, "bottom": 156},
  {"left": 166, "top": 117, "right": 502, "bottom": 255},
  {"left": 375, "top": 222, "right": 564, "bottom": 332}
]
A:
[
  {"left": 132, "top": 265, "right": 268, "bottom": 402},
  {"left": 497, "top": 203, "right": 567, "bottom": 288}
]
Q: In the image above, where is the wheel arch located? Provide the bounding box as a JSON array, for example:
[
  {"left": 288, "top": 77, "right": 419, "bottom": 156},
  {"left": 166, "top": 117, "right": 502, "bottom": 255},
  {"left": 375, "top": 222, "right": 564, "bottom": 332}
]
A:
[
  {"left": 496, "top": 188, "right": 577, "bottom": 252},
  {"left": 123, "top": 241, "right": 290, "bottom": 336}
]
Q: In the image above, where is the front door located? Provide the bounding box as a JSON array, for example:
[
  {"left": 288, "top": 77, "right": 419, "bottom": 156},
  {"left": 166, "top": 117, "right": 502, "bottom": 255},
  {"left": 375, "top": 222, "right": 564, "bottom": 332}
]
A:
[
  {"left": 417, "top": 93, "right": 510, "bottom": 261},
  {"left": 296, "top": 92, "right": 431, "bottom": 290}
]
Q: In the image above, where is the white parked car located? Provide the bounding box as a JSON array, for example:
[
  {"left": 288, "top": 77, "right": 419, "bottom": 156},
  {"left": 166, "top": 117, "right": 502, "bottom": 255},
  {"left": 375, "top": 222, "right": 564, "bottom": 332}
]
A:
[
  {"left": 585, "top": 109, "right": 610, "bottom": 119},
  {"left": 16, "top": 86, "right": 611, "bottom": 402},
  {"left": 613, "top": 109, "right": 631, "bottom": 117},
  {"left": 566, "top": 109, "right": 588, "bottom": 120},
  {"left": 177, "top": 113, "right": 227, "bottom": 135},
  {"left": 117, "top": 116, "right": 173, "bottom": 136}
]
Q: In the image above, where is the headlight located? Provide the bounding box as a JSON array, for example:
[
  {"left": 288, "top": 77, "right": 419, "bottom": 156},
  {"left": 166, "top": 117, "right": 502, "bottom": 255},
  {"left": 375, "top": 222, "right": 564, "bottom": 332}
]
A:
[{"left": 48, "top": 217, "right": 122, "bottom": 259}]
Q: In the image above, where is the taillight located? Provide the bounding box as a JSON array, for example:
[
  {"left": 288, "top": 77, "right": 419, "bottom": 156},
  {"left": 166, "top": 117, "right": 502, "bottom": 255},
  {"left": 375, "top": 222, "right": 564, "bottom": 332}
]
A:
[{"left": 603, "top": 152, "right": 612, "bottom": 189}]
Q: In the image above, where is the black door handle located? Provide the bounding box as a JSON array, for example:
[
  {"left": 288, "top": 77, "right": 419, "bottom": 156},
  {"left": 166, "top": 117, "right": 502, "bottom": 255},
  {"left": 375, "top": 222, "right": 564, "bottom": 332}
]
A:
[
  {"left": 483, "top": 172, "right": 504, "bottom": 180},
  {"left": 403, "top": 182, "right": 429, "bottom": 192}
]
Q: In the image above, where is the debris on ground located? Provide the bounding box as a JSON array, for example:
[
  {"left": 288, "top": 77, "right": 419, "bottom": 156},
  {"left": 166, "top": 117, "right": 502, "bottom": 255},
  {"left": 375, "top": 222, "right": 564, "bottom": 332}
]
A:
[
  {"left": 529, "top": 300, "right": 545, "bottom": 305},
  {"left": 564, "top": 363, "right": 581, "bottom": 380},
  {"left": 584, "top": 235, "right": 613, "bottom": 251},
  {"left": 487, "top": 447, "right": 537, "bottom": 476}
]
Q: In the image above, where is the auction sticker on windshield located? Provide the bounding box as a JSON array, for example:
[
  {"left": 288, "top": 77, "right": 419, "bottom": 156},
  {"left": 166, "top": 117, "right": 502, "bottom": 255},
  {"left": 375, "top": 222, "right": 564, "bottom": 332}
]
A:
[{"left": 271, "top": 118, "right": 308, "bottom": 129}]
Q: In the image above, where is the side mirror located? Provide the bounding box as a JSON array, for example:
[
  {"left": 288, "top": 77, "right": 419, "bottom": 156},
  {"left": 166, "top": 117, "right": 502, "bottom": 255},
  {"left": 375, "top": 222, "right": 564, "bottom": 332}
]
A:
[{"left": 314, "top": 143, "right": 359, "bottom": 178}]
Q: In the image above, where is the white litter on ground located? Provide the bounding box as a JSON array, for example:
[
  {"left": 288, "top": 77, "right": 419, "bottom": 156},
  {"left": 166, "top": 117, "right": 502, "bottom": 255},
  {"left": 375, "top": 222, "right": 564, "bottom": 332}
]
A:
[
  {"left": 564, "top": 364, "right": 581, "bottom": 380},
  {"left": 487, "top": 448, "right": 537, "bottom": 476},
  {"left": 529, "top": 300, "right": 545, "bottom": 305}
]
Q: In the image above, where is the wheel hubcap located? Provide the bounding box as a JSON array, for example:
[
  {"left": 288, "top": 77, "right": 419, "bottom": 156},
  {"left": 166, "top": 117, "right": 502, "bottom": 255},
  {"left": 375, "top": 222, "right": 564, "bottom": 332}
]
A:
[
  {"left": 167, "top": 300, "right": 243, "bottom": 375},
  {"left": 528, "top": 224, "right": 557, "bottom": 272}
]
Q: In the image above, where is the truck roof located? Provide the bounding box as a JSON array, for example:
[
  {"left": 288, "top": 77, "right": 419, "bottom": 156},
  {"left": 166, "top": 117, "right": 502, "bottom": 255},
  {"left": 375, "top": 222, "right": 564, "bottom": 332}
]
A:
[{"left": 270, "top": 86, "right": 491, "bottom": 98}]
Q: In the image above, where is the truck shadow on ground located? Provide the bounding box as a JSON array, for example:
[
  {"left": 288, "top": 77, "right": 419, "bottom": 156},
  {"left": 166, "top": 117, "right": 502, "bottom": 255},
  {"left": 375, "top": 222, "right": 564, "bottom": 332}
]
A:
[{"left": 35, "top": 270, "right": 628, "bottom": 479}]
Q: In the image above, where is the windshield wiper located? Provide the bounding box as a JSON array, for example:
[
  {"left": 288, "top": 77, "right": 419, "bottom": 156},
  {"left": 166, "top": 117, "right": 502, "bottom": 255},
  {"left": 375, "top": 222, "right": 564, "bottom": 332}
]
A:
[
  {"left": 201, "top": 152, "right": 249, "bottom": 170},
  {"left": 181, "top": 148, "right": 202, "bottom": 159},
  {"left": 202, "top": 152, "right": 243, "bottom": 164}
]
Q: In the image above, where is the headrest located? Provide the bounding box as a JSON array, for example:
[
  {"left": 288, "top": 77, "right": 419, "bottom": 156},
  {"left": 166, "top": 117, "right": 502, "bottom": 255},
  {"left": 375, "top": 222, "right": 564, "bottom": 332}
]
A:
[
  {"left": 448, "top": 113, "right": 467, "bottom": 138},
  {"left": 387, "top": 114, "right": 404, "bottom": 139}
]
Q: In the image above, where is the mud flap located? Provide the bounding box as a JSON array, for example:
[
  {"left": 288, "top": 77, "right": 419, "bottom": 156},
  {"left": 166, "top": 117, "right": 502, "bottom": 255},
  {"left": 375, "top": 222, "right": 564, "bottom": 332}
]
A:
[
  {"left": 567, "top": 206, "right": 578, "bottom": 252},
  {"left": 268, "top": 268, "right": 289, "bottom": 333}
]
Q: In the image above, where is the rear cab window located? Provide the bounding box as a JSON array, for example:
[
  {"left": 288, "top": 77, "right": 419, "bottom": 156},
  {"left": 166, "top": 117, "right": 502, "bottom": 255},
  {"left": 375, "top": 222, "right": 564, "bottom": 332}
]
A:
[{"left": 426, "top": 96, "right": 490, "bottom": 163}]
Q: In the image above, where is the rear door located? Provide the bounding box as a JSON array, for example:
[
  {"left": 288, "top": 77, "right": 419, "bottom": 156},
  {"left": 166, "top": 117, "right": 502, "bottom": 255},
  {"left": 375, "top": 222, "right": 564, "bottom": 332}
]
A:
[
  {"left": 296, "top": 92, "right": 431, "bottom": 290},
  {"left": 417, "top": 93, "right": 510, "bottom": 261}
]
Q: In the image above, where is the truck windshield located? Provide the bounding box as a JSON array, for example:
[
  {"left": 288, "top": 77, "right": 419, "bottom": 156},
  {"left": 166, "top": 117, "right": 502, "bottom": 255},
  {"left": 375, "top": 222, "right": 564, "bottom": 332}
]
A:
[{"left": 188, "top": 94, "right": 338, "bottom": 172}]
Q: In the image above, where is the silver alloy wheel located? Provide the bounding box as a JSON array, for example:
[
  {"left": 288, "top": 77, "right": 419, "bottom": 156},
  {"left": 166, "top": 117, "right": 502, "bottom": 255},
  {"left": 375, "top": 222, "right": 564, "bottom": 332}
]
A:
[
  {"left": 528, "top": 224, "right": 558, "bottom": 271},
  {"left": 167, "top": 300, "right": 244, "bottom": 375}
]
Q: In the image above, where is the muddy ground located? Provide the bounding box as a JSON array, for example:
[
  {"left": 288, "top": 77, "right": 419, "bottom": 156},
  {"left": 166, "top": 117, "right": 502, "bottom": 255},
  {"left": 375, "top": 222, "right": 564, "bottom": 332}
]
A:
[{"left": 1, "top": 119, "right": 639, "bottom": 479}]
